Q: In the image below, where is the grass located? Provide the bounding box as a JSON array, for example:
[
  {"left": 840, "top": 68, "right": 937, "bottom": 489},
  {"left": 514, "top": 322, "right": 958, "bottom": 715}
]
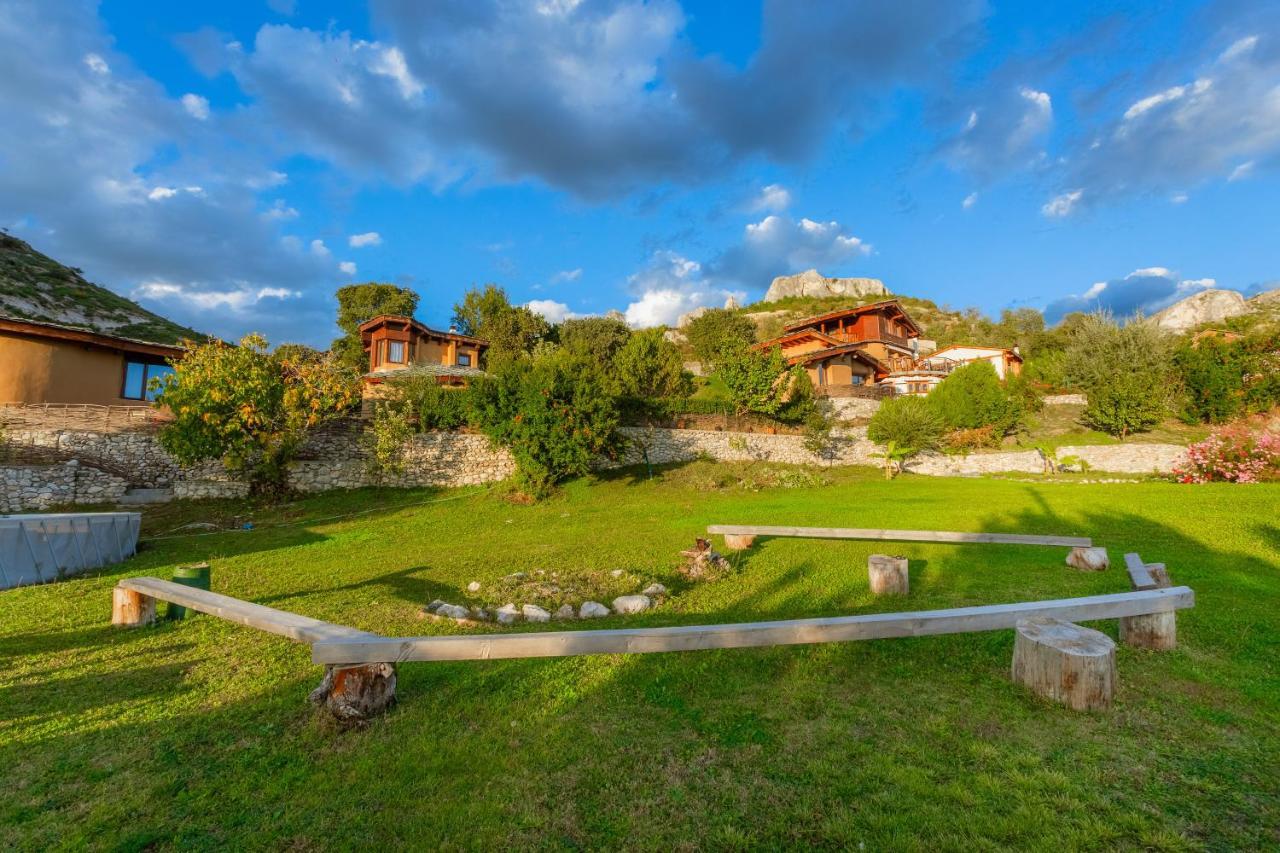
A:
[
  {"left": 1012, "top": 403, "right": 1211, "bottom": 450},
  {"left": 2, "top": 464, "right": 1278, "bottom": 849}
]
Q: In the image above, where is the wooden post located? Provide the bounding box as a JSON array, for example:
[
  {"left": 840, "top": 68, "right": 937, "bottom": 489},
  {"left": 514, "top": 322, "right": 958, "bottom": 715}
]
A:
[
  {"left": 868, "top": 554, "right": 909, "bottom": 595},
  {"left": 723, "top": 534, "right": 755, "bottom": 551},
  {"left": 112, "top": 587, "right": 156, "bottom": 627},
  {"left": 1119, "top": 612, "right": 1176, "bottom": 650},
  {"left": 309, "top": 663, "right": 397, "bottom": 723},
  {"left": 1011, "top": 617, "right": 1115, "bottom": 711}
]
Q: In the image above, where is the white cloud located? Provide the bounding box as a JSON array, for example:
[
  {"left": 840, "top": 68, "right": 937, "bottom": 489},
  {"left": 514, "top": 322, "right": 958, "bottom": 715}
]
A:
[
  {"left": 83, "top": 53, "right": 109, "bottom": 75},
  {"left": 348, "top": 231, "right": 382, "bottom": 247},
  {"left": 622, "top": 251, "right": 744, "bottom": 328},
  {"left": 1228, "top": 161, "right": 1255, "bottom": 181},
  {"left": 525, "top": 299, "right": 582, "bottom": 323},
  {"left": 940, "top": 84, "right": 1053, "bottom": 182},
  {"left": 550, "top": 268, "right": 583, "bottom": 283},
  {"left": 1220, "top": 35, "right": 1258, "bottom": 63},
  {"left": 1170, "top": 191, "right": 1189, "bottom": 204},
  {"left": 134, "top": 280, "right": 301, "bottom": 312},
  {"left": 181, "top": 93, "right": 210, "bottom": 120},
  {"left": 750, "top": 183, "right": 791, "bottom": 212},
  {"left": 310, "top": 239, "right": 331, "bottom": 257},
  {"left": 262, "top": 199, "right": 298, "bottom": 220},
  {"left": 962, "top": 192, "right": 978, "bottom": 210},
  {"left": 1041, "top": 189, "right": 1083, "bottom": 218},
  {"left": 146, "top": 185, "right": 204, "bottom": 201},
  {"left": 1046, "top": 267, "right": 1223, "bottom": 323},
  {"left": 338, "top": 261, "right": 357, "bottom": 275}
]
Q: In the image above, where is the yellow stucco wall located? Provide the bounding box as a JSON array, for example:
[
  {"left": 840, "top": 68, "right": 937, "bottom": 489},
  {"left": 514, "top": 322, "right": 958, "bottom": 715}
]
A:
[{"left": 0, "top": 332, "right": 142, "bottom": 405}]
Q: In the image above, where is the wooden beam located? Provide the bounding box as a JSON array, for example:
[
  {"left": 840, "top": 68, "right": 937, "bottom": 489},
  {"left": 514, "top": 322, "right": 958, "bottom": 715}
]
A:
[
  {"left": 707, "top": 524, "right": 1091, "bottom": 548},
  {"left": 311, "top": 587, "right": 1193, "bottom": 665},
  {"left": 117, "top": 578, "right": 376, "bottom": 644},
  {"left": 1124, "top": 553, "right": 1158, "bottom": 590}
]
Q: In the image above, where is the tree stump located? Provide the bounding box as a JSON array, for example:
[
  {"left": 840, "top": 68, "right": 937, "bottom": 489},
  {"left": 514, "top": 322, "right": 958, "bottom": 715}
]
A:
[
  {"left": 1066, "top": 547, "right": 1109, "bottom": 571},
  {"left": 1011, "top": 617, "right": 1115, "bottom": 711},
  {"left": 1119, "top": 611, "right": 1177, "bottom": 650},
  {"left": 868, "top": 555, "right": 909, "bottom": 595},
  {"left": 309, "top": 663, "right": 397, "bottom": 723},
  {"left": 723, "top": 534, "right": 756, "bottom": 551},
  {"left": 111, "top": 588, "right": 156, "bottom": 627},
  {"left": 1146, "top": 563, "right": 1171, "bottom": 588}
]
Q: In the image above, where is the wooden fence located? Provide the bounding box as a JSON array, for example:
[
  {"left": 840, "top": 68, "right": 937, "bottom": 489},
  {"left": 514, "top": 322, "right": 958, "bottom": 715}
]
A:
[{"left": 0, "top": 403, "right": 169, "bottom": 433}]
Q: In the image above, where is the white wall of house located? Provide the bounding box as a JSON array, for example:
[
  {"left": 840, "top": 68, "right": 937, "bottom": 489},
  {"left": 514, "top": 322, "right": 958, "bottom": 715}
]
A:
[{"left": 933, "top": 347, "right": 1014, "bottom": 379}]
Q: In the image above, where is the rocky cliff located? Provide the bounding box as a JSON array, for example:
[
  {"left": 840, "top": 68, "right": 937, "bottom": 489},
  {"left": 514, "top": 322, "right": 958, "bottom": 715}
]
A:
[
  {"left": 763, "top": 269, "right": 889, "bottom": 303},
  {"left": 1152, "top": 289, "right": 1250, "bottom": 332}
]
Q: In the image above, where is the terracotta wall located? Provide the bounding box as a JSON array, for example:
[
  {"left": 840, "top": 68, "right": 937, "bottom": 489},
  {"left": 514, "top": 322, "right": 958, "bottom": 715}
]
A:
[{"left": 0, "top": 333, "right": 137, "bottom": 406}]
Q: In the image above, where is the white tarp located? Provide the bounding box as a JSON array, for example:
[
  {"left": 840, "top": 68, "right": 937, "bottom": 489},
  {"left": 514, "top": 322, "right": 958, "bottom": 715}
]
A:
[{"left": 0, "top": 512, "right": 141, "bottom": 589}]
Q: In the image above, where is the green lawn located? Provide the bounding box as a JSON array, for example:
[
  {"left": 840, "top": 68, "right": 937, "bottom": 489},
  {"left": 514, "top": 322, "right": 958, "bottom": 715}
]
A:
[{"left": 2, "top": 464, "right": 1277, "bottom": 849}]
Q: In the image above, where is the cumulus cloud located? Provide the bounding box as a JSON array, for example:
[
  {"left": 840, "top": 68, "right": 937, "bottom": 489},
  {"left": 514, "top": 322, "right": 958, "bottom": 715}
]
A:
[
  {"left": 621, "top": 251, "right": 745, "bottom": 327},
  {"left": 1044, "top": 267, "right": 1222, "bottom": 323},
  {"left": 1048, "top": 31, "right": 1280, "bottom": 211},
  {"left": 338, "top": 261, "right": 357, "bottom": 275},
  {"left": 348, "top": 231, "right": 382, "bottom": 247},
  {"left": 706, "top": 214, "right": 870, "bottom": 291},
  {"left": 180, "top": 93, "right": 210, "bottom": 120},
  {"left": 525, "top": 299, "right": 583, "bottom": 323},
  {"left": 0, "top": 0, "right": 345, "bottom": 345},
  {"left": 133, "top": 281, "right": 302, "bottom": 312},
  {"left": 1041, "top": 189, "right": 1083, "bottom": 218},
  {"left": 749, "top": 183, "right": 791, "bottom": 212}
]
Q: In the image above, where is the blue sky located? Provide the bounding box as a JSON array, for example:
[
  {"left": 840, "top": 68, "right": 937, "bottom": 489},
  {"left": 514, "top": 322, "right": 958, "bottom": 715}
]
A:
[{"left": 1, "top": 0, "right": 1277, "bottom": 346}]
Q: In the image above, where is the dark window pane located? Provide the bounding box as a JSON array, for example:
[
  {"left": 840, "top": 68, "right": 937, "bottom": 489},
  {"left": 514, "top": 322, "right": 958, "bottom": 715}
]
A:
[
  {"left": 145, "top": 364, "right": 175, "bottom": 401},
  {"left": 123, "top": 361, "right": 146, "bottom": 399},
  {"left": 457, "top": 353, "right": 471, "bottom": 366}
]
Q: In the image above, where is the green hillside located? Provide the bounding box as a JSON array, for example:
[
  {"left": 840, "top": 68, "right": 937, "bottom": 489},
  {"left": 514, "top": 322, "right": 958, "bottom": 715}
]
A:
[{"left": 0, "top": 232, "right": 202, "bottom": 344}]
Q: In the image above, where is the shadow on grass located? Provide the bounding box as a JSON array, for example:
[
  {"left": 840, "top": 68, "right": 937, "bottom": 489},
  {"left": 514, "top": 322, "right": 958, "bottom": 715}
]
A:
[{"left": 255, "top": 564, "right": 457, "bottom": 609}]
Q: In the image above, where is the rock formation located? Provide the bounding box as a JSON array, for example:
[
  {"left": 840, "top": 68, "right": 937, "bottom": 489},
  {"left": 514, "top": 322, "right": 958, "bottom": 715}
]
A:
[
  {"left": 763, "top": 269, "right": 889, "bottom": 303},
  {"left": 1153, "top": 289, "right": 1249, "bottom": 332}
]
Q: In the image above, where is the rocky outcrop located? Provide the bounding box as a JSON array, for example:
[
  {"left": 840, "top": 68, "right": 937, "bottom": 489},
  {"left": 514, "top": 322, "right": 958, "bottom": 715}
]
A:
[
  {"left": 1153, "top": 289, "right": 1249, "bottom": 332},
  {"left": 763, "top": 269, "right": 889, "bottom": 303},
  {"left": 1249, "top": 287, "right": 1280, "bottom": 306}
]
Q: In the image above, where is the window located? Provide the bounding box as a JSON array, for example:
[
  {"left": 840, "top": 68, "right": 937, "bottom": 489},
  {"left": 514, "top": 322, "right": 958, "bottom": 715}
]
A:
[
  {"left": 850, "top": 374, "right": 864, "bottom": 386},
  {"left": 456, "top": 352, "right": 472, "bottom": 367},
  {"left": 122, "top": 360, "right": 174, "bottom": 401},
  {"left": 388, "top": 341, "right": 406, "bottom": 363}
]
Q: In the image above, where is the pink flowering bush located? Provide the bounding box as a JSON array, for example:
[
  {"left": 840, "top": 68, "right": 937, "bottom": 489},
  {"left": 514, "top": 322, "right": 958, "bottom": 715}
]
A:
[{"left": 1175, "top": 426, "right": 1280, "bottom": 483}]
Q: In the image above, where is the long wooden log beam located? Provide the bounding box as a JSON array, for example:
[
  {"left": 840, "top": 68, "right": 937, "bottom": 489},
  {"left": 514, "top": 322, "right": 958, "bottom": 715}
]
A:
[
  {"left": 706, "top": 524, "right": 1091, "bottom": 548},
  {"left": 310, "top": 587, "right": 1193, "bottom": 665},
  {"left": 117, "top": 577, "right": 377, "bottom": 644}
]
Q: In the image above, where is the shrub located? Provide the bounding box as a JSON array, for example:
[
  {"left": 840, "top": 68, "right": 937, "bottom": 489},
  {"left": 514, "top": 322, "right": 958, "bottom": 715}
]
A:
[
  {"left": 717, "top": 346, "right": 811, "bottom": 422},
  {"left": 1174, "top": 336, "right": 1245, "bottom": 423},
  {"left": 944, "top": 425, "right": 999, "bottom": 453},
  {"left": 614, "top": 328, "right": 693, "bottom": 402},
  {"left": 362, "top": 403, "right": 413, "bottom": 480},
  {"left": 155, "top": 334, "right": 361, "bottom": 493},
  {"left": 1174, "top": 426, "right": 1280, "bottom": 483},
  {"left": 1061, "top": 312, "right": 1176, "bottom": 437},
  {"left": 927, "top": 361, "right": 1023, "bottom": 434},
  {"left": 558, "top": 316, "right": 631, "bottom": 362},
  {"left": 388, "top": 373, "right": 473, "bottom": 430},
  {"left": 469, "top": 355, "right": 622, "bottom": 497},
  {"left": 868, "top": 395, "right": 944, "bottom": 450},
  {"left": 685, "top": 309, "right": 757, "bottom": 367}
]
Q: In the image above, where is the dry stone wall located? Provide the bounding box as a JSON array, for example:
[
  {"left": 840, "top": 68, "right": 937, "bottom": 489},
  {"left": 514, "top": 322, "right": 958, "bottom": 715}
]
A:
[
  {"left": 2, "top": 427, "right": 180, "bottom": 486},
  {"left": 0, "top": 460, "right": 128, "bottom": 512},
  {"left": 288, "top": 432, "right": 516, "bottom": 493}
]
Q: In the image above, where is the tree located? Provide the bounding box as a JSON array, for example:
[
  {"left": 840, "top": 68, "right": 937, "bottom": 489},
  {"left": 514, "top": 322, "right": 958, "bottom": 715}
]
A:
[
  {"left": 273, "top": 343, "right": 324, "bottom": 364},
  {"left": 870, "top": 441, "right": 916, "bottom": 479},
  {"left": 927, "top": 361, "right": 1023, "bottom": 435},
  {"left": 685, "top": 309, "right": 757, "bottom": 368},
  {"left": 1061, "top": 312, "right": 1176, "bottom": 437},
  {"left": 717, "top": 346, "right": 810, "bottom": 421},
  {"left": 452, "top": 284, "right": 550, "bottom": 366},
  {"left": 331, "top": 283, "right": 419, "bottom": 371},
  {"left": 1174, "top": 335, "right": 1246, "bottom": 423},
  {"left": 470, "top": 355, "right": 622, "bottom": 497},
  {"left": 614, "top": 328, "right": 692, "bottom": 401},
  {"left": 154, "top": 334, "right": 361, "bottom": 493},
  {"left": 559, "top": 316, "right": 632, "bottom": 362}
]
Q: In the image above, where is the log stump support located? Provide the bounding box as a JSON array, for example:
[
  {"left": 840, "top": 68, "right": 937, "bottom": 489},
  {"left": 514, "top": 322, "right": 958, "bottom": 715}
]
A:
[
  {"left": 868, "top": 554, "right": 909, "bottom": 596},
  {"left": 722, "top": 534, "right": 756, "bottom": 551},
  {"left": 1119, "top": 611, "right": 1177, "bottom": 650},
  {"left": 309, "top": 663, "right": 397, "bottom": 723},
  {"left": 111, "top": 587, "right": 157, "bottom": 628},
  {"left": 1011, "top": 617, "right": 1116, "bottom": 711}
]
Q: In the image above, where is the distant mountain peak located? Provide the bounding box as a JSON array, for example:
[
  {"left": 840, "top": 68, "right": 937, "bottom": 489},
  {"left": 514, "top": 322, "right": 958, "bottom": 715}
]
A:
[{"left": 0, "top": 233, "right": 201, "bottom": 345}]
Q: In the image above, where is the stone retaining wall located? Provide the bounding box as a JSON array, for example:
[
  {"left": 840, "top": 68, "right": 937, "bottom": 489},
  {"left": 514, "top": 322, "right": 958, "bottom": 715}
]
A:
[
  {"left": 818, "top": 396, "right": 881, "bottom": 421},
  {"left": 1, "top": 427, "right": 180, "bottom": 486},
  {"left": 615, "top": 426, "right": 880, "bottom": 467},
  {"left": 904, "top": 443, "right": 1186, "bottom": 476},
  {"left": 288, "top": 432, "right": 516, "bottom": 492},
  {"left": 1043, "top": 394, "right": 1087, "bottom": 406},
  {"left": 0, "top": 461, "right": 128, "bottom": 512}
]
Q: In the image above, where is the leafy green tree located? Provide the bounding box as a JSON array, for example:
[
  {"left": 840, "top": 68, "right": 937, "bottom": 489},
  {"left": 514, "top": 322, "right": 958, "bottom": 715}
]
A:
[
  {"left": 273, "top": 343, "right": 324, "bottom": 364},
  {"left": 1061, "top": 312, "right": 1176, "bottom": 437},
  {"left": 867, "top": 395, "right": 944, "bottom": 450},
  {"left": 559, "top": 316, "right": 632, "bottom": 362},
  {"left": 614, "top": 328, "right": 692, "bottom": 401},
  {"left": 154, "top": 334, "right": 361, "bottom": 493},
  {"left": 1174, "top": 335, "right": 1246, "bottom": 423},
  {"left": 452, "top": 284, "right": 550, "bottom": 366},
  {"left": 331, "top": 283, "right": 420, "bottom": 371},
  {"left": 717, "top": 346, "right": 810, "bottom": 421},
  {"left": 927, "top": 361, "right": 1023, "bottom": 435},
  {"left": 470, "top": 355, "right": 622, "bottom": 497},
  {"left": 685, "top": 309, "right": 757, "bottom": 367}
]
